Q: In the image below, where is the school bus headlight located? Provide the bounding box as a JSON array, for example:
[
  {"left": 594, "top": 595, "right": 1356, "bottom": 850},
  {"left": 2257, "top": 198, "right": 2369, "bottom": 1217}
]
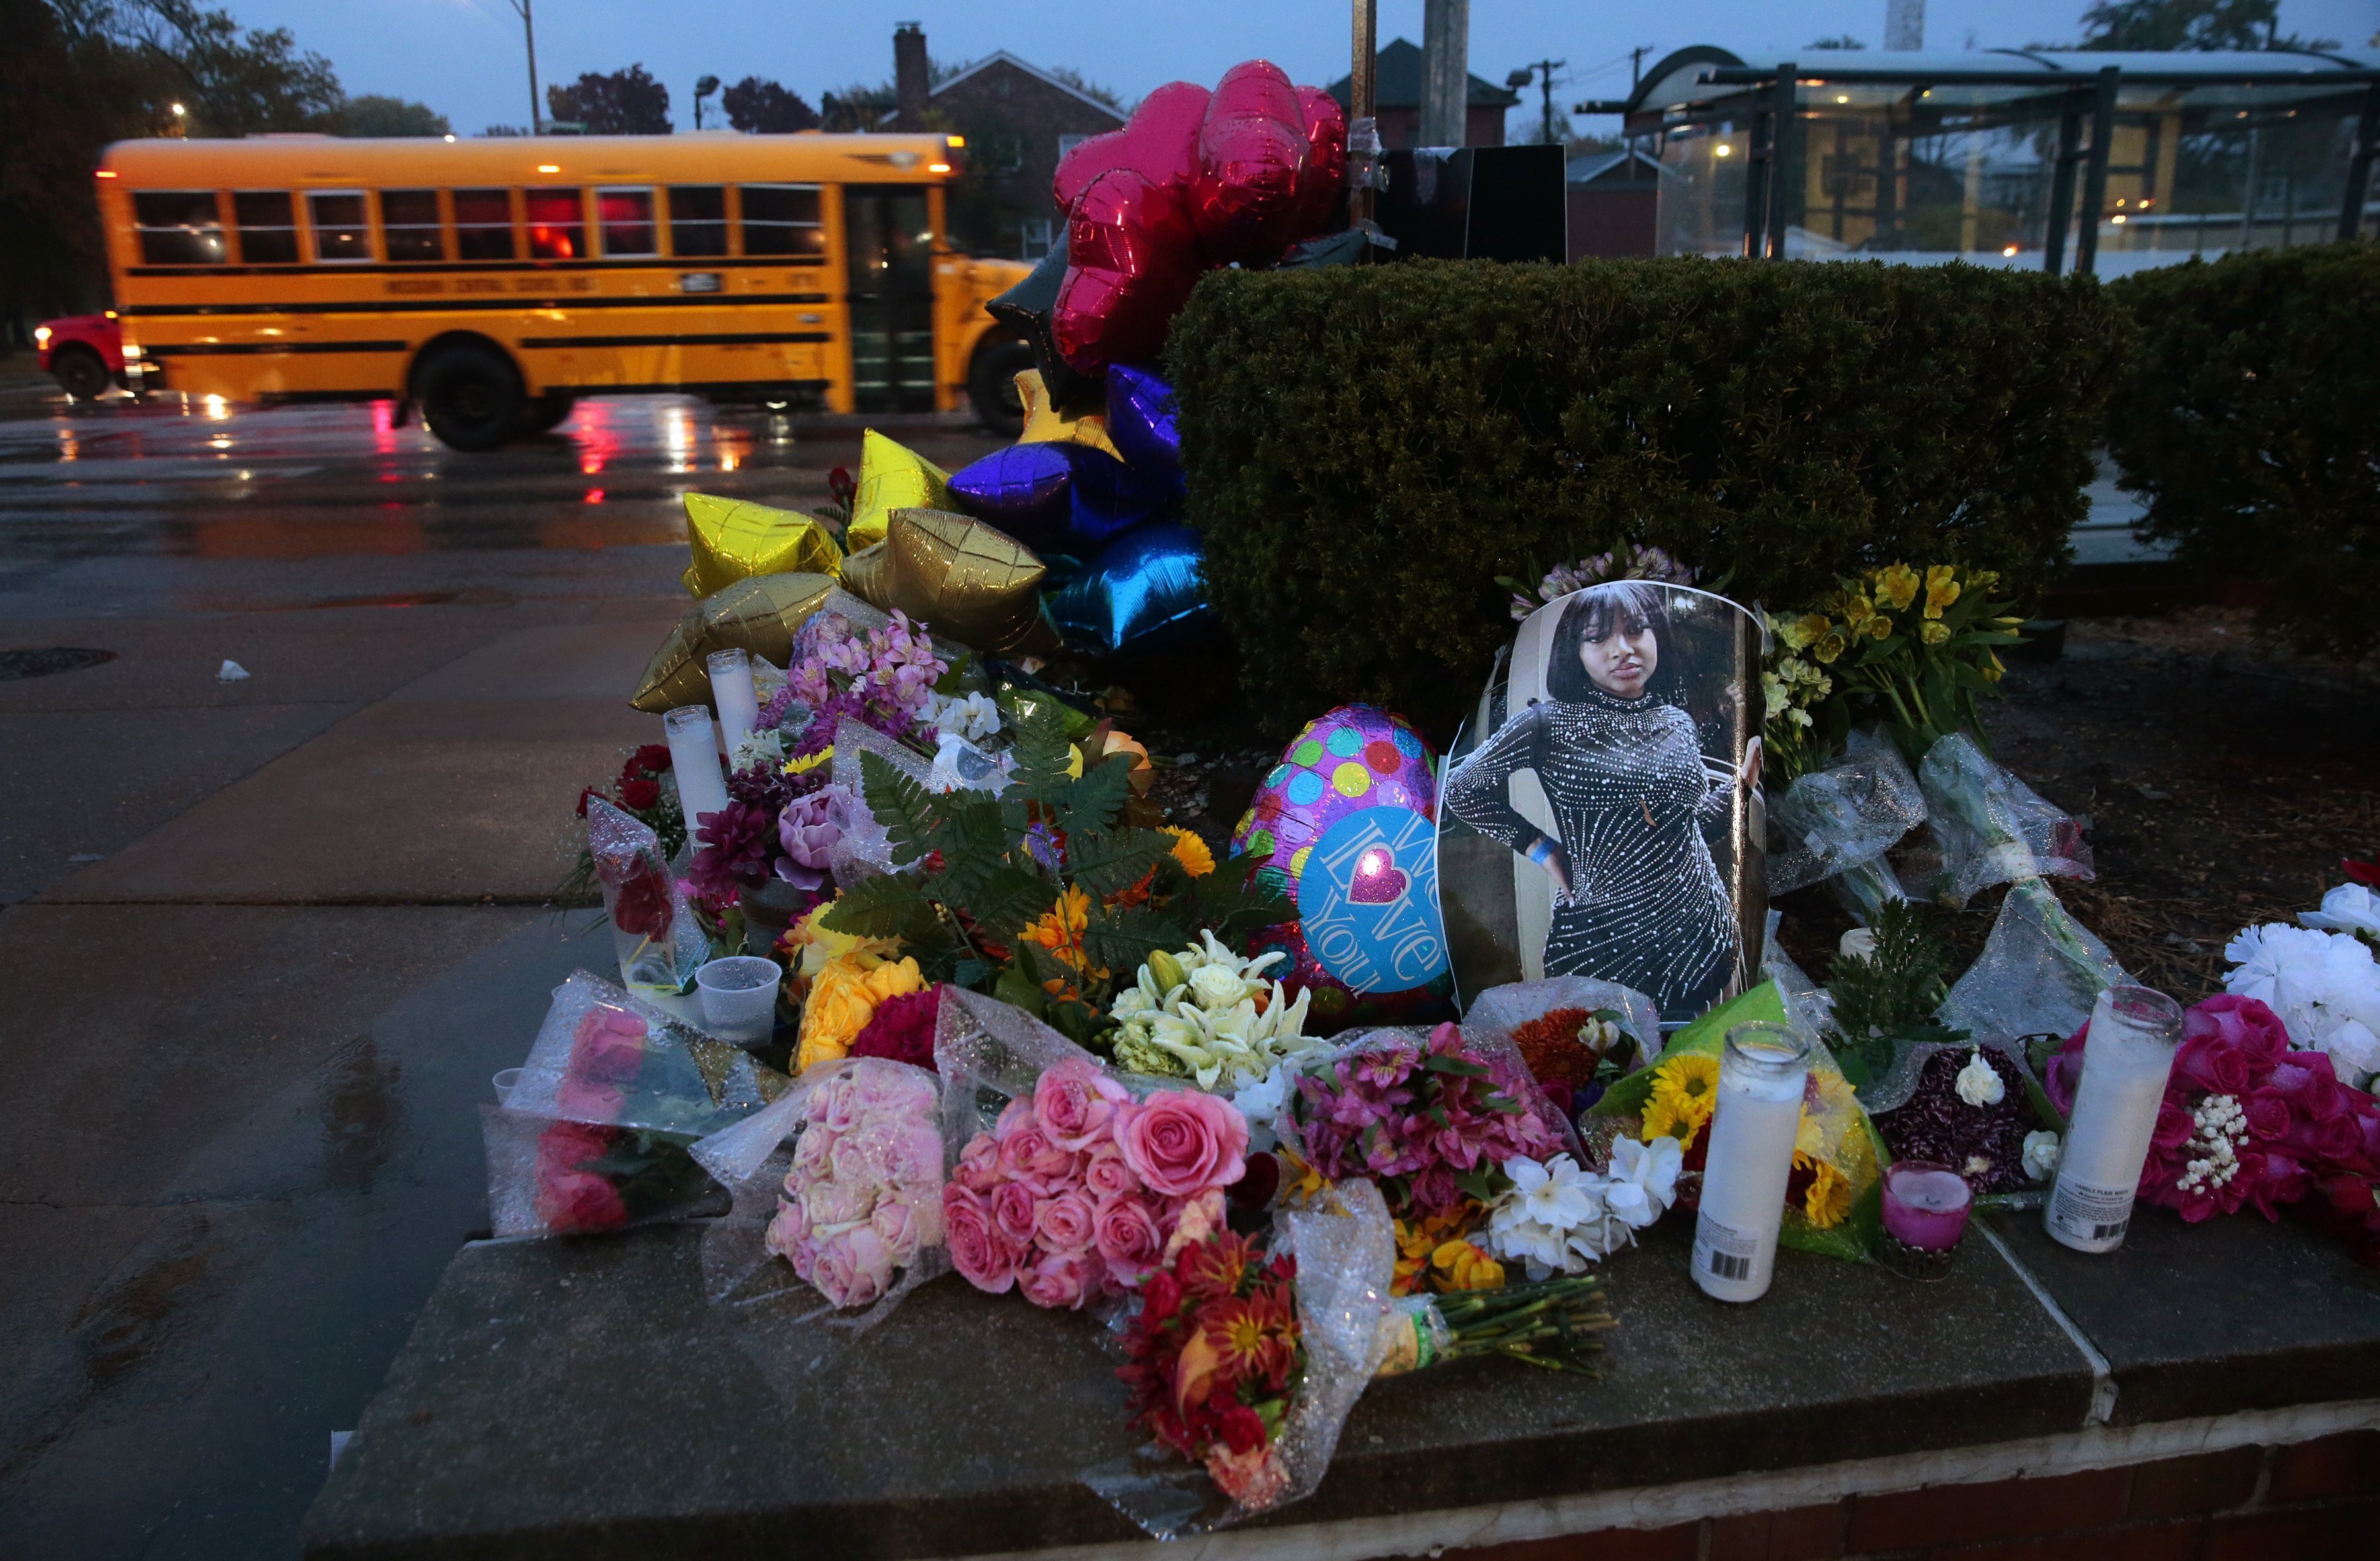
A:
[{"left": 929, "top": 162, "right": 951, "bottom": 173}]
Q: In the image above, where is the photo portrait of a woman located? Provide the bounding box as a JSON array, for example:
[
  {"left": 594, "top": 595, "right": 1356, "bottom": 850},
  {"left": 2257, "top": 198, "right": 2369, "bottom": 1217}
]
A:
[{"left": 1441, "top": 581, "right": 1761, "bottom": 1018}]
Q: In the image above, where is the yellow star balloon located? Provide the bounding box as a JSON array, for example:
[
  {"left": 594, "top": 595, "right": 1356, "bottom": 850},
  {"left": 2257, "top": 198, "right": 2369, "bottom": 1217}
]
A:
[
  {"left": 840, "top": 508, "right": 1060, "bottom": 658},
  {"left": 1013, "top": 368, "right": 1123, "bottom": 461},
  {"left": 848, "top": 430, "right": 953, "bottom": 551},
  {"left": 678, "top": 493, "right": 843, "bottom": 598},
  {"left": 631, "top": 573, "right": 837, "bottom": 713}
]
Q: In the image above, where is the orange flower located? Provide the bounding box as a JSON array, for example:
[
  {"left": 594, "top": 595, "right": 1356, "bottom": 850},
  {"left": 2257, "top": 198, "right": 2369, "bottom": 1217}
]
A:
[
  {"left": 1023, "top": 884, "right": 1107, "bottom": 981},
  {"left": 1161, "top": 826, "right": 1216, "bottom": 879}
]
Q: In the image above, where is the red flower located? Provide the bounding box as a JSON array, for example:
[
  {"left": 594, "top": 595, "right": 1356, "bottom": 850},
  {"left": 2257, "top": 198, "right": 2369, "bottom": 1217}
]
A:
[
  {"left": 610, "top": 867, "right": 674, "bottom": 938},
  {"left": 618, "top": 776, "right": 661, "bottom": 811},
  {"left": 575, "top": 785, "right": 604, "bottom": 819},
  {"left": 848, "top": 986, "right": 941, "bottom": 1071},
  {"left": 2342, "top": 852, "right": 2380, "bottom": 889},
  {"left": 1216, "top": 1402, "right": 1267, "bottom": 1456},
  {"left": 533, "top": 1120, "right": 629, "bottom": 1233},
  {"left": 827, "top": 465, "right": 857, "bottom": 507},
  {"left": 629, "top": 743, "right": 674, "bottom": 776},
  {"left": 1175, "top": 1228, "right": 1257, "bottom": 1300}
]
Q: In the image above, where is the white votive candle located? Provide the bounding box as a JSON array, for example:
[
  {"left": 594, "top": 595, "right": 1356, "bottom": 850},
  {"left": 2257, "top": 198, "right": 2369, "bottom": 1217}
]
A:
[
  {"left": 706, "top": 647, "right": 761, "bottom": 760},
  {"left": 1693, "top": 1021, "right": 1813, "bottom": 1302},
  {"left": 2045, "top": 984, "right": 2181, "bottom": 1254},
  {"left": 662, "top": 705, "right": 731, "bottom": 836}
]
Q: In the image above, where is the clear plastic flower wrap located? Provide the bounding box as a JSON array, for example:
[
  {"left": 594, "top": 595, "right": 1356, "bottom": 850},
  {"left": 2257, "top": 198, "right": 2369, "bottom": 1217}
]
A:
[
  {"left": 480, "top": 1105, "right": 727, "bottom": 1238},
  {"left": 1462, "top": 975, "right": 1661, "bottom": 1114},
  {"left": 1766, "top": 728, "right": 1927, "bottom": 921},
  {"left": 933, "top": 986, "right": 1256, "bottom": 1312},
  {"left": 505, "top": 969, "right": 788, "bottom": 1139},
  {"left": 1918, "top": 733, "right": 2093, "bottom": 907},
  {"left": 1758, "top": 910, "right": 1839, "bottom": 1046},
  {"left": 689, "top": 1053, "right": 949, "bottom": 1326},
  {"left": 584, "top": 795, "right": 709, "bottom": 994},
  {"left": 1938, "top": 877, "right": 2133, "bottom": 1046},
  {"left": 1082, "top": 1178, "right": 1402, "bottom": 1538}
]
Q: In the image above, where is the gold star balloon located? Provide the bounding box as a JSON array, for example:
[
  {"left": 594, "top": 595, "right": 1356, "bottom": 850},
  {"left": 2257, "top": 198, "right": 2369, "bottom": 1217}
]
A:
[
  {"left": 849, "top": 430, "right": 953, "bottom": 551},
  {"left": 631, "top": 572, "right": 837, "bottom": 713},
  {"left": 840, "top": 508, "right": 1060, "bottom": 657},
  {"left": 678, "top": 493, "right": 844, "bottom": 598},
  {"left": 1013, "top": 368, "right": 1125, "bottom": 461}
]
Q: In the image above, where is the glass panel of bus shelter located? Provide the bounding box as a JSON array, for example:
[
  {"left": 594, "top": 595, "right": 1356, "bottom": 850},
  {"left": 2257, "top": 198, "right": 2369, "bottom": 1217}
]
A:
[
  {"left": 308, "top": 191, "right": 372, "bottom": 262},
  {"left": 1655, "top": 120, "right": 1753, "bottom": 257},
  {"left": 598, "top": 188, "right": 657, "bottom": 257},
  {"left": 2089, "top": 82, "right": 2369, "bottom": 272},
  {"left": 842, "top": 185, "right": 935, "bottom": 414},
  {"left": 232, "top": 191, "right": 298, "bottom": 264},
  {"left": 1821, "top": 85, "right": 2067, "bottom": 266},
  {"left": 740, "top": 184, "right": 826, "bottom": 257},
  {"left": 524, "top": 187, "right": 586, "bottom": 260},
  {"left": 453, "top": 188, "right": 516, "bottom": 260},
  {"left": 668, "top": 185, "right": 728, "bottom": 257},
  {"left": 132, "top": 190, "right": 225, "bottom": 264},
  {"left": 380, "top": 189, "right": 444, "bottom": 262}
]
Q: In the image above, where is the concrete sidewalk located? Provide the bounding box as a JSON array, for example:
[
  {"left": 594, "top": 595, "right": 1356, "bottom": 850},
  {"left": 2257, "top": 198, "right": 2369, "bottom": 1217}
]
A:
[{"left": 0, "top": 596, "right": 687, "bottom": 1557}]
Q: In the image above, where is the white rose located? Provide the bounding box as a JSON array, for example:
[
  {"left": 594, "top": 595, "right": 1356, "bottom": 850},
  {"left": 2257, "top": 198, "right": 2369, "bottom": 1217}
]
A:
[
  {"left": 1955, "top": 1049, "right": 2006, "bottom": 1107},
  {"left": 2022, "top": 1130, "right": 2062, "bottom": 1181},
  {"left": 1188, "top": 962, "right": 1247, "bottom": 1011}
]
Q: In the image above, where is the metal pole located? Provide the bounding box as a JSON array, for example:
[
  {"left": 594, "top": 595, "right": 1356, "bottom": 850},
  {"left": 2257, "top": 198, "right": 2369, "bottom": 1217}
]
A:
[
  {"left": 1350, "top": 0, "right": 1378, "bottom": 227},
  {"left": 1421, "top": 0, "right": 1470, "bottom": 148},
  {"left": 2076, "top": 65, "right": 2120, "bottom": 276},
  {"left": 2044, "top": 89, "right": 2085, "bottom": 276},
  {"left": 2237, "top": 125, "right": 2262, "bottom": 255},
  {"left": 509, "top": 0, "right": 542, "bottom": 133},
  {"left": 1767, "top": 63, "right": 1796, "bottom": 259},
  {"left": 2337, "top": 81, "right": 2378, "bottom": 241}
]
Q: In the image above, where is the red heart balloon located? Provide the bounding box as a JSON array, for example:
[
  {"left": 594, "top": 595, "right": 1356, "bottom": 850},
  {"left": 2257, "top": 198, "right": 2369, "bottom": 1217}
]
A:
[
  {"left": 1191, "top": 60, "right": 1308, "bottom": 264},
  {"left": 1292, "top": 85, "right": 1348, "bottom": 242},
  {"left": 1053, "top": 80, "right": 1209, "bottom": 212},
  {"left": 1051, "top": 168, "right": 1201, "bottom": 376}
]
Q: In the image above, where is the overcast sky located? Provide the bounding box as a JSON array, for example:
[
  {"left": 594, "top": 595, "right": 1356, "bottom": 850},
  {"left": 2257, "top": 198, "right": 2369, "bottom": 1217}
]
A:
[{"left": 230, "top": 0, "right": 2379, "bottom": 136}]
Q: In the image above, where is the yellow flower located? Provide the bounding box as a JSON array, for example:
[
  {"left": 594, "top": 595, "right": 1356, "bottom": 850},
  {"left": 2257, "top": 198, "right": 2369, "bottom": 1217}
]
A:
[
  {"left": 1873, "top": 563, "right": 1921, "bottom": 611},
  {"left": 1431, "top": 1238, "right": 1506, "bottom": 1292},
  {"left": 1838, "top": 592, "right": 1876, "bottom": 633},
  {"left": 775, "top": 899, "right": 901, "bottom": 997},
  {"left": 1160, "top": 826, "right": 1215, "bottom": 879},
  {"left": 795, "top": 952, "right": 923, "bottom": 1072},
  {"left": 1866, "top": 614, "right": 1893, "bottom": 641},
  {"left": 1921, "top": 620, "right": 1952, "bottom": 647},
  {"left": 1644, "top": 1051, "right": 1721, "bottom": 1150},
  {"left": 782, "top": 745, "right": 833, "bottom": 776},
  {"left": 1814, "top": 631, "right": 1848, "bottom": 665},
  {"left": 1923, "top": 565, "right": 1961, "bottom": 619},
  {"left": 1804, "top": 1158, "right": 1853, "bottom": 1228}
]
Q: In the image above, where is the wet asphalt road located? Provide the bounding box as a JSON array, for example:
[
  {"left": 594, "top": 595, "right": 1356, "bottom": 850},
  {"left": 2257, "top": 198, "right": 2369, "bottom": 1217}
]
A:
[{"left": 0, "top": 377, "right": 1001, "bottom": 1558}]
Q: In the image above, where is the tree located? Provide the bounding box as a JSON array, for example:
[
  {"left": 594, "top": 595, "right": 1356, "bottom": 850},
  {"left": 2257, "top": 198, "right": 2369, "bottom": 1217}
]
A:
[
  {"left": 1040, "top": 63, "right": 1127, "bottom": 114},
  {"left": 2076, "top": 0, "right": 2328, "bottom": 50},
  {"left": 336, "top": 94, "right": 450, "bottom": 137},
  {"left": 818, "top": 82, "right": 895, "bottom": 132},
  {"left": 117, "top": 0, "right": 342, "bottom": 136},
  {"left": 721, "top": 75, "right": 817, "bottom": 134},
  {"left": 547, "top": 64, "right": 670, "bottom": 134}
]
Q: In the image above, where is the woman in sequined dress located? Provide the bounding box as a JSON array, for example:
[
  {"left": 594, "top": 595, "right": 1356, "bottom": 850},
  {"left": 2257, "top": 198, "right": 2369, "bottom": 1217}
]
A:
[{"left": 1443, "top": 582, "right": 1759, "bottom": 1018}]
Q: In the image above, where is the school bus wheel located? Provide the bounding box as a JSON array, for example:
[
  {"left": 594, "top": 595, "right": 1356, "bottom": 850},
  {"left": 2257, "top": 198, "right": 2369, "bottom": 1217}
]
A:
[
  {"left": 411, "top": 337, "right": 526, "bottom": 452},
  {"left": 966, "top": 331, "right": 1035, "bottom": 438}
]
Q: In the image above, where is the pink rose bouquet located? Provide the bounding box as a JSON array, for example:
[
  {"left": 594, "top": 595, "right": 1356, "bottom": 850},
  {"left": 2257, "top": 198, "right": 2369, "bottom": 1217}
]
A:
[
  {"left": 944, "top": 1056, "right": 1250, "bottom": 1308},
  {"left": 765, "top": 1058, "right": 946, "bottom": 1308},
  {"left": 2050, "top": 994, "right": 2380, "bottom": 1230}
]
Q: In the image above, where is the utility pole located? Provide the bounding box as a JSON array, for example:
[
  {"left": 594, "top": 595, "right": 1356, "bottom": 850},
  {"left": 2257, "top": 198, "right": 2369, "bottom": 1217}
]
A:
[
  {"left": 1420, "top": 0, "right": 1470, "bottom": 147},
  {"left": 506, "top": 0, "right": 541, "bottom": 133},
  {"left": 1507, "top": 60, "right": 1566, "bottom": 145},
  {"left": 1349, "top": 0, "right": 1378, "bottom": 226},
  {"left": 1630, "top": 45, "right": 1652, "bottom": 90}
]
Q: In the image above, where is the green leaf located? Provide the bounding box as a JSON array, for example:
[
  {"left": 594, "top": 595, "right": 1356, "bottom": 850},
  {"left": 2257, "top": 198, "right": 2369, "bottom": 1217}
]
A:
[
  {"left": 1082, "top": 904, "right": 1183, "bottom": 980},
  {"left": 992, "top": 959, "right": 1047, "bottom": 1012},
  {"left": 967, "top": 864, "right": 1064, "bottom": 941},
  {"left": 819, "top": 871, "right": 934, "bottom": 939},
  {"left": 1066, "top": 828, "right": 1171, "bottom": 898},
  {"left": 1006, "top": 700, "right": 1076, "bottom": 805},
  {"left": 1422, "top": 1053, "right": 1490, "bottom": 1078},
  {"left": 1056, "top": 754, "right": 1135, "bottom": 838},
  {"left": 857, "top": 749, "right": 942, "bottom": 867}
]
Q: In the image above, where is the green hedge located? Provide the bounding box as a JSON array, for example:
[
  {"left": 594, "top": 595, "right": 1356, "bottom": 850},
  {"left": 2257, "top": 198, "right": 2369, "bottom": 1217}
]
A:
[
  {"left": 1170, "top": 259, "right": 2129, "bottom": 733},
  {"left": 2107, "top": 243, "right": 2380, "bottom": 659}
]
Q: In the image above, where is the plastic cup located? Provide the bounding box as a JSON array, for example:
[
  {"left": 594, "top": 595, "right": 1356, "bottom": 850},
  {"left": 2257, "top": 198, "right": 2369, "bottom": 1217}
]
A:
[
  {"left": 696, "top": 955, "right": 782, "bottom": 1043},
  {"left": 492, "top": 1067, "right": 522, "bottom": 1105}
]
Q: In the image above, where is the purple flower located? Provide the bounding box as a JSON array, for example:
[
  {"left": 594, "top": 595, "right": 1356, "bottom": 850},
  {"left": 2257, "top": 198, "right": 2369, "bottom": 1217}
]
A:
[
  {"left": 689, "top": 801, "right": 778, "bottom": 900},
  {"left": 775, "top": 785, "right": 848, "bottom": 889}
]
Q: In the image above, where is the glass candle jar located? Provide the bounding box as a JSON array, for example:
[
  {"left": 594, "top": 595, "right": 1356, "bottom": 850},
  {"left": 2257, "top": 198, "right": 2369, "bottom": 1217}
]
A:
[
  {"left": 1692, "top": 1021, "right": 1814, "bottom": 1302},
  {"left": 705, "top": 647, "right": 761, "bottom": 759},
  {"left": 2045, "top": 984, "right": 2182, "bottom": 1254},
  {"left": 663, "top": 705, "right": 731, "bottom": 832}
]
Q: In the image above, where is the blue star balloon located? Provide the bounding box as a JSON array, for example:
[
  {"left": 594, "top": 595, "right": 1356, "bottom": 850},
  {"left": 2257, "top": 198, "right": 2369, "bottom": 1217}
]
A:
[
  {"left": 1105, "top": 362, "right": 1184, "bottom": 497},
  {"left": 1050, "top": 522, "right": 1215, "bottom": 655}
]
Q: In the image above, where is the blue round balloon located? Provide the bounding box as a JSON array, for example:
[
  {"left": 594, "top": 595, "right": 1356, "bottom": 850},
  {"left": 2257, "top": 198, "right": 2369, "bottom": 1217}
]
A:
[{"left": 1049, "top": 522, "right": 1214, "bottom": 655}]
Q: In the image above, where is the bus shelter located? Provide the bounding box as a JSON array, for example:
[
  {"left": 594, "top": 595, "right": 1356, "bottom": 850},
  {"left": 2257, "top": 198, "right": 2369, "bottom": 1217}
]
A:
[{"left": 1608, "top": 47, "right": 2379, "bottom": 274}]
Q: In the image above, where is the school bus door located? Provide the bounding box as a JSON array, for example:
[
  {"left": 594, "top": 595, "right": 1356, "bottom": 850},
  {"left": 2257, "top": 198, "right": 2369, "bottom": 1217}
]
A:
[{"left": 842, "top": 184, "right": 937, "bottom": 413}]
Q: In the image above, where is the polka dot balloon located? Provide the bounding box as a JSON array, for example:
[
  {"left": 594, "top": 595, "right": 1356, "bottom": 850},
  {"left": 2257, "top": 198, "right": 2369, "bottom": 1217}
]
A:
[{"left": 1230, "top": 705, "right": 1454, "bottom": 1031}]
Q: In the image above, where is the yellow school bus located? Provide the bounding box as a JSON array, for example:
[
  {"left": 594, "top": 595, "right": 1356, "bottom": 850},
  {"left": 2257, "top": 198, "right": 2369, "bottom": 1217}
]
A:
[{"left": 96, "top": 132, "right": 1036, "bottom": 448}]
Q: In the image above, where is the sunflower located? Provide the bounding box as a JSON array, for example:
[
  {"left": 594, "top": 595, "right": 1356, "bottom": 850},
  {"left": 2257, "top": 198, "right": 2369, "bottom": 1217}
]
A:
[
  {"left": 1160, "top": 826, "right": 1215, "bottom": 879},
  {"left": 1644, "top": 1051, "right": 1721, "bottom": 1148},
  {"left": 1803, "top": 1158, "right": 1854, "bottom": 1228}
]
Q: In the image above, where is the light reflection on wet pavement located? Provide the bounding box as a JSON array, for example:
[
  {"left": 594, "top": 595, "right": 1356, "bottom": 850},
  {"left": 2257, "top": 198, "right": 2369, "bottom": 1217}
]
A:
[{"left": 0, "top": 392, "right": 1002, "bottom": 614}]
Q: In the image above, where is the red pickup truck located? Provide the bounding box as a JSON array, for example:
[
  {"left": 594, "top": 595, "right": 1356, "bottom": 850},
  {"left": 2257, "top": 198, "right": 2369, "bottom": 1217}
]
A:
[{"left": 33, "top": 313, "right": 128, "bottom": 399}]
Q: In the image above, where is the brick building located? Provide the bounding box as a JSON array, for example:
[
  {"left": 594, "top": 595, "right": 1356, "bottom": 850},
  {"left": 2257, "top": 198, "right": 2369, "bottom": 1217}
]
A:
[
  {"left": 1326, "top": 37, "right": 1519, "bottom": 150},
  {"left": 892, "top": 33, "right": 1129, "bottom": 259}
]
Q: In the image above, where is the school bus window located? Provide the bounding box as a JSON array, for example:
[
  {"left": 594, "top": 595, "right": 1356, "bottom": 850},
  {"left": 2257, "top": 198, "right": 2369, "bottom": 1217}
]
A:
[
  {"left": 307, "top": 191, "right": 371, "bottom": 262},
  {"left": 231, "top": 191, "right": 297, "bottom": 264},
  {"left": 452, "top": 188, "right": 515, "bottom": 260},
  {"left": 380, "top": 188, "right": 444, "bottom": 262},
  {"left": 132, "top": 190, "right": 225, "bottom": 264},
  {"left": 668, "top": 185, "right": 727, "bottom": 258},
  {"left": 597, "top": 187, "right": 656, "bottom": 257},
  {"left": 524, "top": 187, "right": 585, "bottom": 260},
  {"left": 740, "top": 184, "right": 824, "bottom": 258}
]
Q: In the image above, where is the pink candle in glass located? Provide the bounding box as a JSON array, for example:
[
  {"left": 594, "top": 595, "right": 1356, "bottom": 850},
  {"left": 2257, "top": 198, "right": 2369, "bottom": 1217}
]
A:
[{"left": 1882, "top": 1162, "right": 1973, "bottom": 1251}]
